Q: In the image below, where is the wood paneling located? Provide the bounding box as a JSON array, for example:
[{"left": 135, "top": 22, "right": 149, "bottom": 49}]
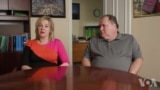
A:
[
  {"left": 9, "top": 0, "right": 29, "bottom": 10},
  {"left": 73, "top": 41, "right": 88, "bottom": 62},
  {"left": 0, "top": 0, "right": 8, "bottom": 10},
  {"left": 0, "top": 0, "right": 30, "bottom": 74},
  {"left": 0, "top": 52, "right": 22, "bottom": 75}
]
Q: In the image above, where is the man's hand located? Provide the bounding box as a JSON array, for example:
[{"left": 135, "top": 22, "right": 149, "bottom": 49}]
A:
[{"left": 82, "top": 58, "right": 91, "bottom": 66}]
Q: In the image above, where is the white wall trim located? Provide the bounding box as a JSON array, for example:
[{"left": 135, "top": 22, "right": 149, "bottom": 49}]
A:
[
  {"left": 124, "top": 0, "right": 127, "bottom": 33},
  {"left": 103, "top": 0, "right": 107, "bottom": 14},
  {"left": 69, "top": 0, "right": 73, "bottom": 66},
  {"left": 129, "top": 0, "right": 132, "bottom": 34},
  {"left": 116, "top": 0, "right": 118, "bottom": 20},
  {"left": 124, "top": 0, "right": 131, "bottom": 34},
  {"left": 113, "top": 0, "right": 115, "bottom": 15}
]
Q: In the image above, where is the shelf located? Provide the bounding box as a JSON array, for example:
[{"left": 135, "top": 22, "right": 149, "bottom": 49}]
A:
[{"left": 0, "top": 15, "right": 29, "bottom": 21}]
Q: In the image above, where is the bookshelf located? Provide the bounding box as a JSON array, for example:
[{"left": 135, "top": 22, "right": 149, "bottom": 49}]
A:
[
  {"left": 0, "top": 0, "right": 29, "bottom": 20},
  {"left": 0, "top": 0, "right": 30, "bottom": 74}
]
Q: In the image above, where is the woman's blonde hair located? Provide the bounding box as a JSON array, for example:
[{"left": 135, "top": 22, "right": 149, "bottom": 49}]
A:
[{"left": 35, "top": 16, "right": 54, "bottom": 41}]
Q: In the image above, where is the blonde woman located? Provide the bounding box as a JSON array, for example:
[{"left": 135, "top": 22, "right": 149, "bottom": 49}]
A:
[{"left": 21, "top": 16, "right": 69, "bottom": 70}]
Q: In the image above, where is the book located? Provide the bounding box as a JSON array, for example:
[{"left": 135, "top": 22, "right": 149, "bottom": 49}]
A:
[{"left": 1, "top": 36, "right": 8, "bottom": 53}]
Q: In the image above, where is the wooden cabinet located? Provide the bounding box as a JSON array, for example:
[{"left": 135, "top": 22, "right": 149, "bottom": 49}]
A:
[
  {"left": 0, "top": 52, "right": 22, "bottom": 75},
  {"left": 9, "top": 0, "right": 29, "bottom": 10},
  {"left": 0, "top": 0, "right": 30, "bottom": 34},
  {"left": 0, "top": 0, "right": 30, "bottom": 21},
  {"left": 0, "top": 0, "right": 30, "bottom": 74},
  {"left": 72, "top": 41, "right": 88, "bottom": 63},
  {"left": 0, "top": 0, "right": 29, "bottom": 11},
  {"left": 0, "top": 0, "right": 8, "bottom": 10}
]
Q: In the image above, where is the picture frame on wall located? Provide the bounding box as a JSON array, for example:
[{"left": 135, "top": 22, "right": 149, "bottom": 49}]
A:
[
  {"left": 72, "top": 3, "right": 80, "bottom": 20},
  {"left": 133, "top": 0, "right": 160, "bottom": 18},
  {"left": 31, "top": 0, "right": 66, "bottom": 18}
]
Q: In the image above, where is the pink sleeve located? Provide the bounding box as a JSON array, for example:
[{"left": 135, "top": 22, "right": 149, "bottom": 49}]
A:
[{"left": 56, "top": 40, "right": 70, "bottom": 64}]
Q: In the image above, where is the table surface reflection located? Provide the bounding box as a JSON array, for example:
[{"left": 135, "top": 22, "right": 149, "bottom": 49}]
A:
[{"left": 0, "top": 66, "right": 159, "bottom": 90}]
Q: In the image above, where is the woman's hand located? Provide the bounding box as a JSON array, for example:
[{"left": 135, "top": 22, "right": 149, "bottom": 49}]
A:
[
  {"left": 21, "top": 65, "right": 32, "bottom": 70},
  {"left": 60, "top": 62, "right": 69, "bottom": 66}
]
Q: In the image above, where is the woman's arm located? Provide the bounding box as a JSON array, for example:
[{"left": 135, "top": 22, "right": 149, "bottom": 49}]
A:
[
  {"left": 57, "top": 40, "right": 70, "bottom": 65},
  {"left": 21, "top": 65, "right": 32, "bottom": 70},
  {"left": 21, "top": 46, "right": 32, "bottom": 70},
  {"left": 60, "top": 62, "right": 69, "bottom": 66}
]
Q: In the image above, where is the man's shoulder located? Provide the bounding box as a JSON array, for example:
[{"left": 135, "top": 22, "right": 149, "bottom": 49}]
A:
[
  {"left": 89, "top": 36, "right": 102, "bottom": 41},
  {"left": 120, "top": 33, "right": 134, "bottom": 39},
  {"left": 120, "top": 33, "right": 132, "bottom": 37}
]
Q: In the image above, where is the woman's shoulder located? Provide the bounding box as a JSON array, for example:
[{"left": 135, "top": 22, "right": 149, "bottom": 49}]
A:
[
  {"left": 48, "top": 38, "right": 64, "bottom": 47},
  {"left": 26, "top": 39, "right": 36, "bottom": 46},
  {"left": 51, "top": 38, "right": 62, "bottom": 43}
]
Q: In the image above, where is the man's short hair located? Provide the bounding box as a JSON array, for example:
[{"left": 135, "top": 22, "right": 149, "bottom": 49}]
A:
[{"left": 101, "top": 14, "right": 119, "bottom": 29}]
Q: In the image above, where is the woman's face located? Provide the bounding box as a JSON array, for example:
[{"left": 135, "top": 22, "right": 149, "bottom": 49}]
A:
[{"left": 37, "top": 20, "right": 50, "bottom": 38}]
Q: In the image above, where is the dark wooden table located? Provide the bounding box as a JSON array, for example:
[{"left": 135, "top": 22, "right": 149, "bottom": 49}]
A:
[{"left": 0, "top": 66, "right": 159, "bottom": 90}]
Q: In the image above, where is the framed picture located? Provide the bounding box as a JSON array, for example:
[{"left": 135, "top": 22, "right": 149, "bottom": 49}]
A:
[
  {"left": 72, "top": 3, "right": 80, "bottom": 20},
  {"left": 31, "top": 0, "right": 66, "bottom": 18},
  {"left": 133, "top": 0, "right": 160, "bottom": 18}
]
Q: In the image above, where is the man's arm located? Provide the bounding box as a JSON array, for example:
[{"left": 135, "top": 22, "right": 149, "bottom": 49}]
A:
[
  {"left": 129, "top": 58, "right": 143, "bottom": 74},
  {"left": 82, "top": 57, "right": 91, "bottom": 66}
]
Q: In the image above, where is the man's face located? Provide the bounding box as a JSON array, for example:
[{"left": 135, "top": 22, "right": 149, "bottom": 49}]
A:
[{"left": 99, "top": 17, "right": 117, "bottom": 40}]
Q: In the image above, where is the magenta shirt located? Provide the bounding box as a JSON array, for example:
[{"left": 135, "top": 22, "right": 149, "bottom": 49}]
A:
[{"left": 46, "top": 38, "right": 69, "bottom": 64}]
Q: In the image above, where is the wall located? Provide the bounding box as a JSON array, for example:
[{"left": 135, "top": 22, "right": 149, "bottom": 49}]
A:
[
  {"left": 72, "top": 0, "right": 103, "bottom": 37},
  {"left": 131, "top": 1, "right": 160, "bottom": 81},
  {"left": 30, "top": 0, "right": 72, "bottom": 64},
  {"left": 132, "top": 16, "right": 160, "bottom": 81}
]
